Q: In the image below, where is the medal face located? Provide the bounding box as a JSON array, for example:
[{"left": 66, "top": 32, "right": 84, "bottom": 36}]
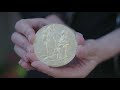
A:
[{"left": 33, "top": 24, "right": 77, "bottom": 67}]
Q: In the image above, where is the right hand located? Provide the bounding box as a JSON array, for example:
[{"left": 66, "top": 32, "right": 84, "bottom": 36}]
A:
[{"left": 11, "top": 17, "right": 64, "bottom": 71}]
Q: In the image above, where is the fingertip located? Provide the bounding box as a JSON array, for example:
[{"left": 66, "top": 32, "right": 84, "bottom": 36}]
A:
[
  {"left": 75, "top": 32, "right": 85, "bottom": 45},
  {"left": 18, "top": 60, "right": 23, "bottom": 65},
  {"left": 31, "top": 61, "right": 38, "bottom": 67}
]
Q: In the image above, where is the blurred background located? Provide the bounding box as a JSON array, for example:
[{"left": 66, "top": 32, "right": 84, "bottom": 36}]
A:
[
  {"left": 0, "top": 12, "right": 61, "bottom": 78},
  {"left": 0, "top": 12, "right": 67, "bottom": 78},
  {"left": 0, "top": 12, "right": 26, "bottom": 78},
  {"left": 0, "top": 12, "right": 120, "bottom": 78}
]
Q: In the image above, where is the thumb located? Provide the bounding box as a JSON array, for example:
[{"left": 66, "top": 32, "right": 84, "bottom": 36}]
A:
[
  {"left": 26, "top": 53, "right": 39, "bottom": 63},
  {"left": 76, "top": 45, "right": 88, "bottom": 59},
  {"left": 76, "top": 39, "right": 98, "bottom": 60},
  {"left": 75, "top": 32, "right": 85, "bottom": 45},
  {"left": 31, "top": 61, "right": 53, "bottom": 74},
  {"left": 26, "top": 53, "right": 56, "bottom": 75},
  {"left": 75, "top": 32, "right": 87, "bottom": 59}
]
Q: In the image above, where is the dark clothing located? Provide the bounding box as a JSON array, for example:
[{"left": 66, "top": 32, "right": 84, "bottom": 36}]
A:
[
  {"left": 71, "top": 12, "right": 117, "bottom": 39},
  {"left": 71, "top": 12, "right": 118, "bottom": 78},
  {"left": 20, "top": 12, "right": 120, "bottom": 78}
]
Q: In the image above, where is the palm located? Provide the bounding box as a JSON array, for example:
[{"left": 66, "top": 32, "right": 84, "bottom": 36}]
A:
[
  {"left": 50, "top": 56, "right": 97, "bottom": 78},
  {"left": 30, "top": 53, "right": 97, "bottom": 78},
  {"left": 30, "top": 35, "right": 99, "bottom": 78}
]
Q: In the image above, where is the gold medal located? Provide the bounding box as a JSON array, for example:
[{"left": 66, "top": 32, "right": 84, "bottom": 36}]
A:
[{"left": 33, "top": 24, "right": 77, "bottom": 67}]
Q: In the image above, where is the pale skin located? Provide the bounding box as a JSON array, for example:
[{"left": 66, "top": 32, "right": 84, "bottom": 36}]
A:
[{"left": 11, "top": 14, "right": 120, "bottom": 78}]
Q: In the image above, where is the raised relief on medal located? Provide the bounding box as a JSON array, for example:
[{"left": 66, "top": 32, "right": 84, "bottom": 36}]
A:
[{"left": 33, "top": 24, "right": 77, "bottom": 67}]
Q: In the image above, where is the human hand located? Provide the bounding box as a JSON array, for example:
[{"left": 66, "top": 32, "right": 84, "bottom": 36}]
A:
[
  {"left": 26, "top": 33, "right": 101, "bottom": 78},
  {"left": 11, "top": 17, "right": 102, "bottom": 78},
  {"left": 11, "top": 16, "right": 64, "bottom": 71},
  {"left": 12, "top": 17, "right": 120, "bottom": 78}
]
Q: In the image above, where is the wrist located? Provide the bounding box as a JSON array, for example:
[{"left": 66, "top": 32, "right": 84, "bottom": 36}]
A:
[
  {"left": 94, "top": 39, "right": 107, "bottom": 64},
  {"left": 95, "top": 38, "right": 117, "bottom": 64}
]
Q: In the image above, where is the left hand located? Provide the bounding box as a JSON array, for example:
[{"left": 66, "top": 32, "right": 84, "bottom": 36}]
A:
[{"left": 11, "top": 16, "right": 64, "bottom": 71}]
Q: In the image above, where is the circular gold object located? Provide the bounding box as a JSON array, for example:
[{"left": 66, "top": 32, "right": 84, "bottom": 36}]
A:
[{"left": 33, "top": 24, "right": 77, "bottom": 67}]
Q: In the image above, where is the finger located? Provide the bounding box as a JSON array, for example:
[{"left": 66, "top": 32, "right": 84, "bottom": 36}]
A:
[
  {"left": 76, "top": 39, "right": 98, "bottom": 60},
  {"left": 83, "top": 39, "right": 98, "bottom": 57},
  {"left": 15, "top": 19, "right": 35, "bottom": 43},
  {"left": 27, "top": 53, "right": 61, "bottom": 77},
  {"left": 31, "top": 61, "right": 53, "bottom": 75},
  {"left": 31, "top": 61, "right": 62, "bottom": 77},
  {"left": 19, "top": 59, "right": 35, "bottom": 70},
  {"left": 76, "top": 45, "right": 88, "bottom": 59},
  {"left": 11, "top": 32, "right": 34, "bottom": 53},
  {"left": 26, "top": 53, "right": 53, "bottom": 73},
  {"left": 14, "top": 45, "right": 28, "bottom": 62},
  {"left": 26, "top": 53, "right": 39, "bottom": 62},
  {"left": 25, "top": 18, "right": 49, "bottom": 30},
  {"left": 75, "top": 32, "right": 85, "bottom": 45},
  {"left": 31, "top": 60, "right": 81, "bottom": 78}
]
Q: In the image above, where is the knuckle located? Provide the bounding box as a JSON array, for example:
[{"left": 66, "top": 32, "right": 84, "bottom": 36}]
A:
[
  {"left": 38, "top": 18, "right": 47, "bottom": 25},
  {"left": 22, "top": 40, "right": 27, "bottom": 50},
  {"left": 24, "top": 28, "right": 31, "bottom": 37},
  {"left": 15, "top": 19, "right": 25, "bottom": 29},
  {"left": 22, "top": 41, "right": 30, "bottom": 52}
]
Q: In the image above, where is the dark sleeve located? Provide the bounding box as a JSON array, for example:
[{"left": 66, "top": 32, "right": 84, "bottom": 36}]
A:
[{"left": 116, "top": 12, "right": 120, "bottom": 28}]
